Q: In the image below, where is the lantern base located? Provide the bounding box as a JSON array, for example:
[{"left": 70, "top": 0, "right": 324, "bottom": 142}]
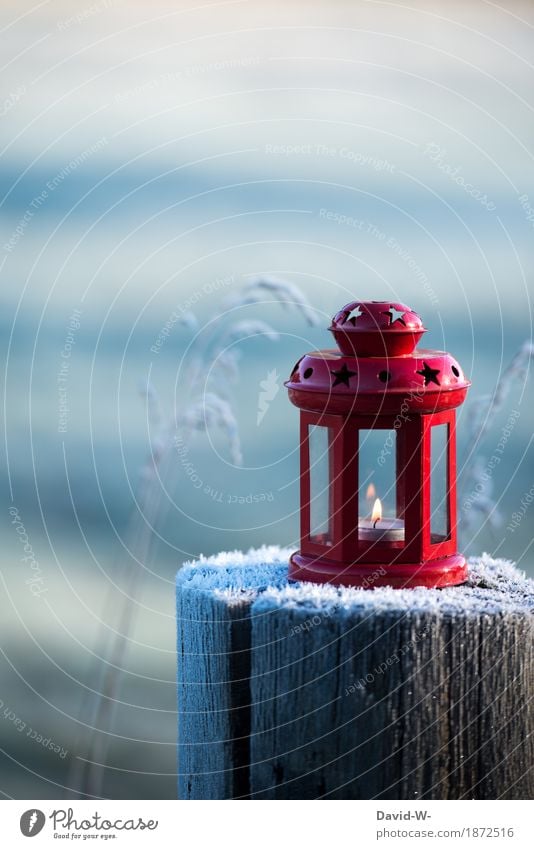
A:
[{"left": 289, "top": 551, "right": 468, "bottom": 589}]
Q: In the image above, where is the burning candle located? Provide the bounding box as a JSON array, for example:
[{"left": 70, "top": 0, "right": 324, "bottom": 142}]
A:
[{"left": 359, "top": 498, "right": 405, "bottom": 542}]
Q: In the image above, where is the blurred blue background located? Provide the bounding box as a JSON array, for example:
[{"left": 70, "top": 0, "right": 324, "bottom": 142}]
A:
[{"left": 1, "top": 0, "right": 533, "bottom": 799}]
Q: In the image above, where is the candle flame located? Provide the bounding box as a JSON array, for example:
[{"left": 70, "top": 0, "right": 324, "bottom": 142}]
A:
[
  {"left": 372, "top": 498, "right": 382, "bottom": 528},
  {"left": 366, "top": 482, "right": 376, "bottom": 501}
]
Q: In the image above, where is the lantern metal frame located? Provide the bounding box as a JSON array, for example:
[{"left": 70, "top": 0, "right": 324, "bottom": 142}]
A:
[{"left": 286, "top": 301, "right": 470, "bottom": 588}]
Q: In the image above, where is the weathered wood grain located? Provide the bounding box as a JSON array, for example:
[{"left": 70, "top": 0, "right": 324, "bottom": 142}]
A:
[
  {"left": 176, "top": 549, "right": 289, "bottom": 799},
  {"left": 177, "top": 551, "right": 534, "bottom": 799}
]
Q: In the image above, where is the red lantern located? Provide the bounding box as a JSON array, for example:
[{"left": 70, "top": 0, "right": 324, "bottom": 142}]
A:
[{"left": 285, "top": 301, "right": 470, "bottom": 588}]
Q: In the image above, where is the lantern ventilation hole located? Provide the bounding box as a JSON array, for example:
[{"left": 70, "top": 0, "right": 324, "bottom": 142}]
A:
[
  {"left": 345, "top": 305, "right": 363, "bottom": 325},
  {"left": 303, "top": 367, "right": 314, "bottom": 379},
  {"left": 291, "top": 358, "right": 303, "bottom": 376},
  {"left": 416, "top": 361, "right": 441, "bottom": 386},
  {"left": 451, "top": 365, "right": 460, "bottom": 377},
  {"left": 378, "top": 370, "right": 391, "bottom": 383},
  {"left": 382, "top": 306, "right": 407, "bottom": 326}
]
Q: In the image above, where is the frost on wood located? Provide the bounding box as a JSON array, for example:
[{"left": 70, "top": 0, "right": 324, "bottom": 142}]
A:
[
  {"left": 178, "top": 545, "right": 292, "bottom": 595},
  {"left": 177, "top": 547, "right": 534, "bottom": 800},
  {"left": 178, "top": 547, "right": 534, "bottom": 615}
]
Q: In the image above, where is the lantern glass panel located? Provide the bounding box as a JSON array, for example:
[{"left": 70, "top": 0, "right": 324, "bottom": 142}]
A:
[
  {"left": 358, "top": 428, "right": 404, "bottom": 542},
  {"left": 308, "top": 424, "right": 333, "bottom": 546},
  {"left": 430, "top": 423, "right": 450, "bottom": 542}
]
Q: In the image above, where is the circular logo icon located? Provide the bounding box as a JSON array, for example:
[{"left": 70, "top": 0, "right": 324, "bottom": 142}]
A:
[{"left": 20, "top": 810, "right": 46, "bottom": 837}]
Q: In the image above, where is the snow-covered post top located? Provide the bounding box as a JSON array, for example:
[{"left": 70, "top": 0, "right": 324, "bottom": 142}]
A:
[{"left": 177, "top": 548, "right": 534, "bottom": 800}]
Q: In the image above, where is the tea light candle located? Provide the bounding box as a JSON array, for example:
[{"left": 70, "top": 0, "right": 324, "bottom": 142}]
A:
[{"left": 359, "top": 498, "right": 405, "bottom": 542}]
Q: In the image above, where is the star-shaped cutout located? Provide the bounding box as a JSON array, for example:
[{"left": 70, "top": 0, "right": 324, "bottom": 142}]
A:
[
  {"left": 330, "top": 363, "right": 358, "bottom": 387},
  {"left": 344, "top": 305, "right": 363, "bottom": 326},
  {"left": 416, "top": 361, "right": 440, "bottom": 386},
  {"left": 381, "top": 306, "right": 407, "bottom": 326}
]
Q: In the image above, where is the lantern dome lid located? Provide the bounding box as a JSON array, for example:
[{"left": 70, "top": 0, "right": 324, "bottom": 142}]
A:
[
  {"left": 330, "top": 301, "right": 426, "bottom": 356},
  {"left": 286, "top": 299, "right": 470, "bottom": 415}
]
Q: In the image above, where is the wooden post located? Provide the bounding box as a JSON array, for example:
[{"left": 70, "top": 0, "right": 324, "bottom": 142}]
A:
[{"left": 177, "top": 549, "right": 534, "bottom": 800}]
